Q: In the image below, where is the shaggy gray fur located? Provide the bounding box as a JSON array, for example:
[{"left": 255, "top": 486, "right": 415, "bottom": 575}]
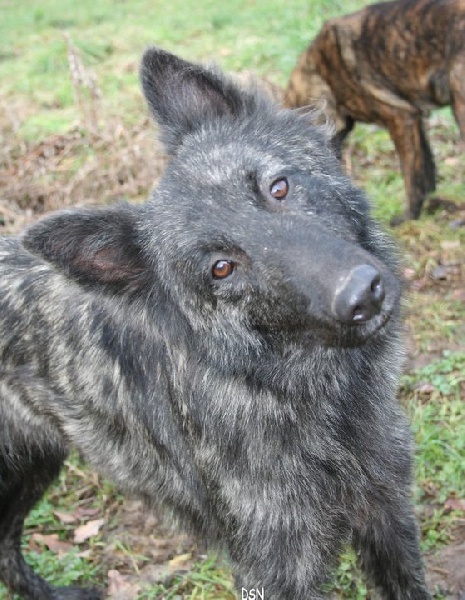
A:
[{"left": 0, "top": 47, "right": 430, "bottom": 599}]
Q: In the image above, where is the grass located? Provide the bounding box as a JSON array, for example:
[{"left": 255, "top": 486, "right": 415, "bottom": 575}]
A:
[
  {"left": 407, "top": 353, "right": 465, "bottom": 560},
  {"left": 0, "top": 0, "right": 363, "bottom": 139},
  {"left": 1, "top": 0, "right": 465, "bottom": 598},
  {"left": 138, "top": 557, "right": 235, "bottom": 600}
]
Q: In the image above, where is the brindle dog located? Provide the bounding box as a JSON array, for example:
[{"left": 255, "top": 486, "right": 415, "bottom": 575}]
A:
[{"left": 285, "top": 0, "right": 465, "bottom": 222}]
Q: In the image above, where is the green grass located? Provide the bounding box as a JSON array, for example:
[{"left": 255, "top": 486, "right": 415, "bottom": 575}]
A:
[
  {"left": 138, "top": 556, "right": 235, "bottom": 600},
  {"left": 1, "top": 0, "right": 465, "bottom": 598},
  {"left": 0, "top": 0, "right": 362, "bottom": 139},
  {"left": 22, "top": 547, "right": 99, "bottom": 590},
  {"left": 407, "top": 352, "right": 465, "bottom": 555}
]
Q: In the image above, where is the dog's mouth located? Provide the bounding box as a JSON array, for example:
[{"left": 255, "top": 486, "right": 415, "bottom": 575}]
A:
[
  {"left": 324, "top": 298, "right": 398, "bottom": 348},
  {"left": 298, "top": 283, "right": 400, "bottom": 349},
  {"left": 316, "top": 263, "right": 402, "bottom": 348},
  {"left": 342, "top": 308, "right": 393, "bottom": 344}
]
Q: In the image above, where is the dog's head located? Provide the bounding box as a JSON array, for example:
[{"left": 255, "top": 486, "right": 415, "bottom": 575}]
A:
[{"left": 139, "top": 48, "right": 401, "bottom": 349}]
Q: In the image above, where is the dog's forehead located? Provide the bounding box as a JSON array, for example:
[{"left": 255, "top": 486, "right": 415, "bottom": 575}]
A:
[
  {"left": 190, "top": 142, "right": 288, "bottom": 185},
  {"left": 177, "top": 128, "right": 326, "bottom": 187}
]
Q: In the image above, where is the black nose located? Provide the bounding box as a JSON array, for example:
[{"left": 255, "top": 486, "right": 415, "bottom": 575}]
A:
[{"left": 333, "top": 265, "right": 385, "bottom": 323}]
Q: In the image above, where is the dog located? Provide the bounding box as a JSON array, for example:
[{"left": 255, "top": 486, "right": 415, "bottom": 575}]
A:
[
  {"left": 0, "top": 46, "right": 431, "bottom": 599},
  {"left": 285, "top": 0, "right": 465, "bottom": 222}
]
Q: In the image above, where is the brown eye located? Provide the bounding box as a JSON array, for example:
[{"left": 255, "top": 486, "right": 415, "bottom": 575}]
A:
[
  {"left": 212, "top": 260, "right": 235, "bottom": 279},
  {"left": 270, "top": 178, "right": 289, "bottom": 200}
]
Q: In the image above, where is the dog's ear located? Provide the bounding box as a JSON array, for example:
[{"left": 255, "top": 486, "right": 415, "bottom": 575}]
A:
[
  {"left": 140, "top": 46, "right": 259, "bottom": 154},
  {"left": 22, "top": 203, "right": 149, "bottom": 291}
]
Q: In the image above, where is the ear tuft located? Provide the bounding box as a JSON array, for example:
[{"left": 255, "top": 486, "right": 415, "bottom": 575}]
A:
[{"left": 22, "top": 203, "right": 149, "bottom": 292}]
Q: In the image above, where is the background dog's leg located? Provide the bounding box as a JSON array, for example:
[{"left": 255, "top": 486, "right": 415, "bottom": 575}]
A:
[
  {"left": 450, "top": 57, "right": 465, "bottom": 142},
  {"left": 330, "top": 115, "right": 355, "bottom": 160},
  {"left": 386, "top": 114, "right": 436, "bottom": 222},
  {"left": 353, "top": 495, "right": 431, "bottom": 600}
]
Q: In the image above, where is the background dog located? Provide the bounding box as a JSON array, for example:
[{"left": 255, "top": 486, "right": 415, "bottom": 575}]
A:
[{"left": 285, "top": 0, "right": 465, "bottom": 222}]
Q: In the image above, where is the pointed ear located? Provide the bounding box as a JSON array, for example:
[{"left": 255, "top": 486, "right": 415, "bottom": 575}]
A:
[
  {"left": 22, "top": 203, "right": 150, "bottom": 292},
  {"left": 140, "top": 46, "right": 259, "bottom": 153}
]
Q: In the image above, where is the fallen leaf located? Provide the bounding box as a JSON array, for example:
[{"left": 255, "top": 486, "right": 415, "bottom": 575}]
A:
[
  {"left": 440, "top": 240, "right": 460, "bottom": 250},
  {"left": 169, "top": 552, "right": 192, "bottom": 567},
  {"left": 74, "top": 518, "right": 104, "bottom": 543},
  {"left": 78, "top": 508, "right": 101, "bottom": 518},
  {"left": 54, "top": 507, "right": 101, "bottom": 524},
  {"left": 30, "top": 533, "right": 74, "bottom": 556},
  {"left": 444, "top": 156, "right": 460, "bottom": 166},
  {"left": 54, "top": 510, "right": 78, "bottom": 524},
  {"left": 452, "top": 288, "right": 465, "bottom": 301},
  {"left": 404, "top": 267, "right": 416, "bottom": 280},
  {"left": 107, "top": 569, "right": 141, "bottom": 599},
  {"left": 445, "top": 497, "right": 465, "bottom": 512},
  {"left": 414, "top": 383, "right": 436, "bottom": 394}
]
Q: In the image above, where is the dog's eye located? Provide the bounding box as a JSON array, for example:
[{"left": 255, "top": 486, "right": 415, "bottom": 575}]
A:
[
  {"left": 212, "top": 260, "right": 235, "bottom": 279},
  {"left": 270, "top": 178, "right": 289, "bottom": 200}
]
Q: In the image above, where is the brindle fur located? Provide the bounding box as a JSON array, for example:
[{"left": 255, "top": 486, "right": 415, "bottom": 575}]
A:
[
  {"left": 285, "top": 0, "right": 465, "bottom": 220},
  {"left": 0, "top": 47, "right": 431, "bottom": 599}
]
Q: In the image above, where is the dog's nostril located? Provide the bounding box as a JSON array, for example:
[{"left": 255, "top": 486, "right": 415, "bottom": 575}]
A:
[
  {"left": 333, "top": 265, "right": 385, "bottom": 324},
  {"left": 371, "top": 274, "right": 385, "bottom": 301}
]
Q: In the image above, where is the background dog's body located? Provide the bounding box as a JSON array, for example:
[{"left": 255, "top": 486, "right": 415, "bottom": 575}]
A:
[
  {"left": 0, "top": 48, "right": 431, "bottom": 599},
  {"left": 285, "top": 0, "right": 465, "bottom": 220}
]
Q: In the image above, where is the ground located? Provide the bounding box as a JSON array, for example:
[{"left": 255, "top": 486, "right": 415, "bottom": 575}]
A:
[{"left": 0, "top": 1, "right": 464, "bottom": 598}]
